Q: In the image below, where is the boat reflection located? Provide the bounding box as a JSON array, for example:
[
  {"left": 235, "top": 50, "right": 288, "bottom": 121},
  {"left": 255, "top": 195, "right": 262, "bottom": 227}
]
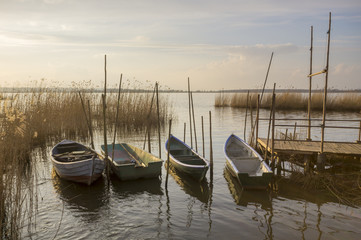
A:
[
  {"left": 223, "top": 167, "right": 272, "bottom": 210},
  {"left": 165, "top": 162, "right": 210, "bottom": 204},
  {"left": 52, "top": 168, "right": 107, "bottom": 213},
  {"left": 110, "top": 174, "right": 163, "bottom": 197}
]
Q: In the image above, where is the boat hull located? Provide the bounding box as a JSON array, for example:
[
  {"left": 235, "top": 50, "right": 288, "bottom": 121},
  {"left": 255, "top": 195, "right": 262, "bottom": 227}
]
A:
[
  {"left": 102, "top": 143, "right": 163, "bottom": 181},
  {"left": 51, "top": 140, "right": 105, "bottom": 185},
  {"left": 165, "top": 135, "right": 209, "bottom": 182},
  {"left": 224, "top": 134, "right": 273, "bottom": 190}
]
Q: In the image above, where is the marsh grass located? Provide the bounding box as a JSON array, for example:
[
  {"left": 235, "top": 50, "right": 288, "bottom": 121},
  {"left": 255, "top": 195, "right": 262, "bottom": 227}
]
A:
[
  {"left": 215, "top": 92, "right": 361, "bottom": 111},
  {"left": 0, "top": 85, "right": 172, "bottom": 239}
]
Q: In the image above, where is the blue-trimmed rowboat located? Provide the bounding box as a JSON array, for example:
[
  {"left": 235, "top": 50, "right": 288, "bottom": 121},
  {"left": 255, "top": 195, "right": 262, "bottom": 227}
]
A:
[
  {"left": 224, "top": 134, "right": 273, "bottom": 190},
  {"left": 101, "top": 143, "right": 163, "bottom": 181},
  {"left": 165, "top": 135, "right": 209, "bottom": 182}
]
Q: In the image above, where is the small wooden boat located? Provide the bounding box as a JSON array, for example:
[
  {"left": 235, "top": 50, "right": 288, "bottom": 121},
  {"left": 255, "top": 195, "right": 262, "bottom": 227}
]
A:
[
  {"left": 165, "top": 135, "right": 209, "bottom": 182},
  {"left": 51, "top": 140, "right": 105, "bottom": 185},
  {"left": 101, "top": 143, "right": 163, "bottom": 181},
  {"left": 224, "top": 134, "right": 273, "bottom": 190}
]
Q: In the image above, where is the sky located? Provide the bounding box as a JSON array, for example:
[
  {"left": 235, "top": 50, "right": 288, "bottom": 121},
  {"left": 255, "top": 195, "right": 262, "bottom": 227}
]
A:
[{"left": 0, "top": 0, "right": 361, "bottom": 91}]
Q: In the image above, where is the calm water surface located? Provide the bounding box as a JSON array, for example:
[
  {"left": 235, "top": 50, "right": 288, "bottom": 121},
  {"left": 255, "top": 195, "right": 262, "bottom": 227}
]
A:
[{"left": 25, "top": 93, "right": 361, "bottom": 239}]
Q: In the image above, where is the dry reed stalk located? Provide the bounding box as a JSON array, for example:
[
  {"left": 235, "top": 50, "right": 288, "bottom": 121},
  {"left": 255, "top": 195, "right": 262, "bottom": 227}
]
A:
[{"left": 216, "top": 92, "right": 361, "bottom": 112}]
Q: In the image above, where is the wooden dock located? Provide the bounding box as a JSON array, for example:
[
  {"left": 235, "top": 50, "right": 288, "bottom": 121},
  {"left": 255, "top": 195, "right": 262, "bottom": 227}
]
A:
[{"left": 257, "top": 138, "right": 361, "bottom": 157}]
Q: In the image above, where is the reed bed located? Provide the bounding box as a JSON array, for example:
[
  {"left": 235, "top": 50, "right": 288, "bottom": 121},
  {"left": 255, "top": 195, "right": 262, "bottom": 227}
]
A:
[
  {"left": 215, "top": 92, "right": 361, "bottom": 111},
  {"left": 0, "top": 85, "right": 172, "bottom": 239}
]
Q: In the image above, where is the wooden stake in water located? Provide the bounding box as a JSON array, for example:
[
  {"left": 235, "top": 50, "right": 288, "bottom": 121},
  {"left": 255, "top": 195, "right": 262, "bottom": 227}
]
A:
[
  {"left": 183, "top": 122, "right": 186, "bottom": 143},
  {"left": 87, "top": 100, "right": 94, "bottom": 150},
  {"left": 156, "top": 82, "right": 161, "bottom": 158},
  {"left": 201, "top": 116, "right": 205, "bottom": 157},
  {"left": 112, "top": 74, "right": 122, "bottom": 161},
  {"left": 165, "top": 119, "right": 172, "bottom": 189},
  {"left": 244, "top": 90, "right": 249, "bottom": 140},
  {"left": 255, "top": 94, "right": 260, "bottom": 149},
  {"left": 264, "top": 83, "right": 276, "bottom": 165},
  {"left": 191, "top": 92, "right": 198, "bottom": 151},
  {"left": 321, "top": 12, "right": 331, "bottom": 154},
  {"left": 78, "top": 92, "right": 93, "bottom": 148},
  {"left": 271, "top": 92, "right": 276, "bottom": 172},
  {"left": 209, "top": 111, "right": 213, "bottom": 181},
  {"left": 307, "top": 26, "right": 313, "bottom": 141},
  {"left": 260, "top": 52, "right": 274, "bottom": 104},
  {"left": 188, "top": 78, "right": 193, "bottom": 148},
  {"left": 102, "top": 54, "right": 110, "bottom": 185}
]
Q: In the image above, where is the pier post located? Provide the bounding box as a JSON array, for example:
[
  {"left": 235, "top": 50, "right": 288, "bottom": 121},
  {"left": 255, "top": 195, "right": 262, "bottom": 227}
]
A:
[{"left": 317, "top": 153, "right": 326, "bottom": 171}]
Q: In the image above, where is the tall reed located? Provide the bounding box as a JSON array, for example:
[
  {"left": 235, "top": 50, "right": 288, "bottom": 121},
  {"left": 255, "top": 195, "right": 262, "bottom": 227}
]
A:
[
  {"left": 0, "top": 84, "right": 173, "bottom": 239},
  {"left": 215, "top": 92, "right": 361, "bottom": 112}
]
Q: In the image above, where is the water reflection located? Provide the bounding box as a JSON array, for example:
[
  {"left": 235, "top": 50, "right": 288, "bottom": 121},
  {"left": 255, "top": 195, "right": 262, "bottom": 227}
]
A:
[
  {"left": 165, "top": 163, "right": 210, "bottom": 204},
  {"left": 110, "top": 175, "right": 163, "bottom": 196},
  {"left": 52, "top": 168, "right": 107, "bottom": 221},
  {"left": 224, "top": 167, "right": 274, "bottom": 239},
  {"left": 223, "top": 168, "right": 272, "bottom": 210}
]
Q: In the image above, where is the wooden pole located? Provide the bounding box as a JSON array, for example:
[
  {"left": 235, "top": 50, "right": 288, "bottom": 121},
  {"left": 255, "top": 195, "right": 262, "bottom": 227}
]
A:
[
  {"left": 156, "top": 82, "right": 161, "bottom": 158},
  {"left": 102, "top": 94, "right": 109, "bottom": 185},
  {"left": 307, "top": 26, "right": 313, "bottom": 141},
  {"left": 271, "top": 92, "right": 276, "bottom": 172},
  {"left": 183, "top": 122, "right": 186, "bottom": 143},
  {"left": 87, "top": 100, "right": 94, "bottom": 150},
  {"left": 102, "top": 54, "right": 109, "bottom": 185},
  {"left": 358, "top": 120, "right": 361, "bottom": 142},
  {"left": 263, "top": 83, "right": 276, "bottom": 164},
  {"left": 321, "top": 12, "right": 331, "bottom": 153},
  {"left": 209, "top": 111, "right": 213, "bottom": 181},
  {"left": 188, "top": 78, "right": 193, "bottom": 147},
  {"left": 201, "top": 116, "right": 205, "bottom": 157},
  {"left": 165, "top": 119, "right": 172, "bottom": 189},
  {"left": 260, "top": 52, "right": 274, "bottom": 104},
  {"left": 293, "top": 122, "right": 297, "bottom": 140},
  {"left": 112, "top": 74, "right": 122, "bottom": 160},
  {"left": 104, "top": 55, "right": 107, "bottom": 96},
  {"left": 78, "top": 92, "right": 92, "bottom": 147},
  {"left": 191, "top": 91, "right": 198, "bottom": 151},
  {"left": 249, "top": 96, "right": 254, "bottom": 145},
  {"left": 244, "top": 90, "right": 249, "bottom": 140},
  {"left": 255, "top": 94, "right": 260, "bottom": 149}
]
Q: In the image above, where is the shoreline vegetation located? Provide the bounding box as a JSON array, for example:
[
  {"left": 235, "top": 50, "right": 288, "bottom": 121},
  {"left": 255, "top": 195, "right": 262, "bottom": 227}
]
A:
[
  {"left": 0, "top": 86, "right": 172, "bottom": 239},
  {"left": 215, "top": 92, "right": 361, "bottom": 112}
]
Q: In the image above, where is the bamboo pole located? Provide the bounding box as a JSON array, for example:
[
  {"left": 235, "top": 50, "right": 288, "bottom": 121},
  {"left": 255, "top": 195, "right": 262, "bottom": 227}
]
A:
[
  {"left": 142, "top": 86, "right": 156, "bottom": 150},
  {"left": 260, "top": 52, "right": 274, "bottom": 104},
  {"left": 321, "top": 12, "right": 331, "bottom": 153},
  {"left": 156, "top": 82, "right": 161, "bottom": 158},
  {"left": 112, "top": 74, "right": 122, "bottom": 160},
  {"left": 209, "top": 111, "right": 213, "bottom": 181},
  {"left": 165, "top": 119, "right": 172, "bottom": 189},
  {"left": 201, "top": 116, "right": 205, "bottom": 157},
  {"left": 307, "top": 26, "right": 313, "bottom": 141},
  {"left": 87, "top": 100, "right": 94, "bottom": 150},
  {"left": 191, "top": 92, "right": 198, "bottom": 151},
  {"left": 244, "top": 90, "right": 249, "bottom": 140},
  {"left": 188, "top": 78, "right": 193, "bottom": 147},
  {"left": 249, "top": 97, "right": 254, "bottom": 145}
]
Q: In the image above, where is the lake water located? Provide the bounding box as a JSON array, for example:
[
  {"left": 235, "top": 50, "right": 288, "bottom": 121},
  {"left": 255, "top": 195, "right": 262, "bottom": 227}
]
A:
[{"left": 24, "top": 93, "right": 361, "bottom": 239}]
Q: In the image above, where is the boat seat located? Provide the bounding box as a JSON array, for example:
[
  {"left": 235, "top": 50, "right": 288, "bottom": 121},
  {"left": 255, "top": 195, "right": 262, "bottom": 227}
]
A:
[{"left": 180, "top": 159, "right": 206, "bottom": 165}]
